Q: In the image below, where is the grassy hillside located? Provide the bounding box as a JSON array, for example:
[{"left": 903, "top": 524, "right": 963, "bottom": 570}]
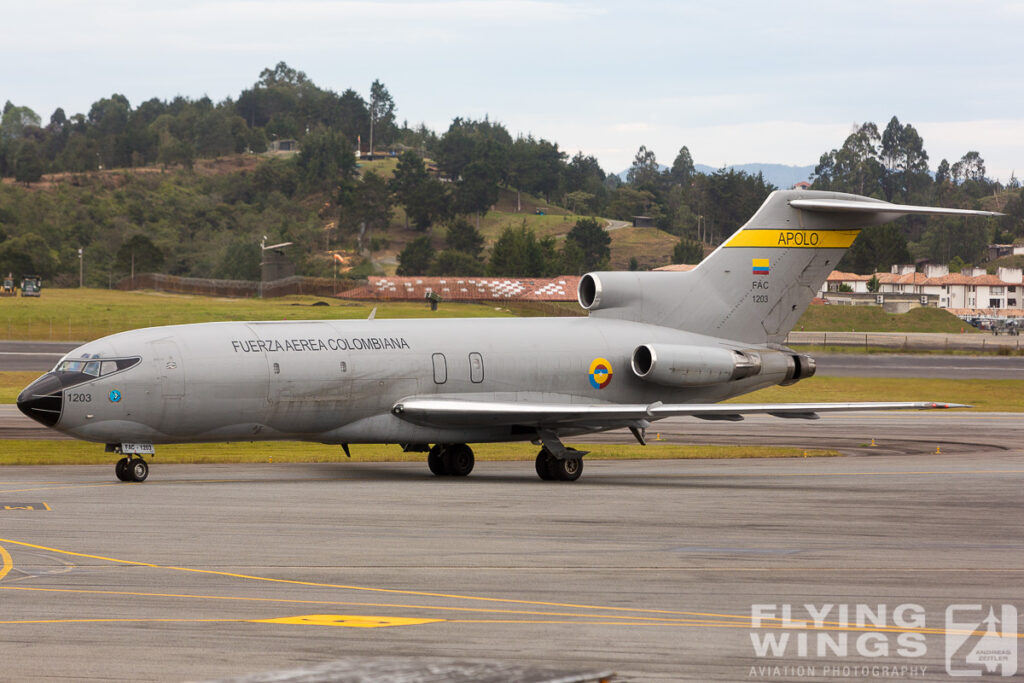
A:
[
  {"left": 793, "top": 304, "right": 977, "bottom": 333},
  {"left": 0, "top": 288, "right": 520, "bottom": 341},
  {"left": 609, "top": 228, "right": 677, "bottom": 270}
]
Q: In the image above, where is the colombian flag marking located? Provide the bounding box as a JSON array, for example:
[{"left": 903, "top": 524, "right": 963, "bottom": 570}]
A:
[{"left": 752, "top": 258, "right": 770, "bottom": 275}]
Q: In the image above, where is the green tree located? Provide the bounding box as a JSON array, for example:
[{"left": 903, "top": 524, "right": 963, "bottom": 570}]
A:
[
  {"left": 948, "top": 255, "right": 969, "bottom": 274},
  {"left": 841, "top": 224, "right": 910, "bottom": 273},
  {"left": 489, "top": 224, "right": 558, "bottom": 276},
  {"left": 14, "top": 140, "right": 44, "bottom": 184},
  {"left": 951, "top": 151, "right": 986, "bottom": 184},
  {"left": 672, "top": 238, "right": 703, "bottom": 264},
  {"left": 508, "top": 135, "right": 564, "bottom": 207},
  {"left": 812, "top": 122, "right": 884, "bottom": 196},
  {"left": 431, "top": 249, "right": 487, "bottom": 276},
  {"left": 296, "top": 127, "right": 356, "bottom": 192},
  {"left": 866, "top": 274, "right": 880, "bottom": 292},
  {"left": 216, "top": 239, "right": 260, "bottom": 280},
  {"left": 454, "top": 159, "right": 501, "bottom": 218},
  {"left": 879, "top": 116, "right": 929, "bottom": 201},
  {"left": 446, "top": 218, "right": 484, "bottom": 257},
  {"left": 626, "top": 145, "right": 660, "bottom": 189},
  {"left": 390, "top": 151, "right": 451, "bottom": 229},
  {"left": 115, "top": 234, "right": 164, "bottom": 275},
  {"left": 368, "top": 79, "right": 395, "bottom": 155},
  {"left": 435, "top": 117, "right": 511, "bottom": 183},
  {"left": 565, "top": 217, "right": 610, "bottom": 271},
  {"left": 0, "top": 232, "right": 59, "bottom": 278},
  {"left": 348, "top": 171, "right": 394, "bottom": 234},
  {"left": 396, "top": 235, "right": 435, "bottom": 275},
  {"left": 607, "top": 187, "right": 657, "bottom": 220},
  {"left": 670, "top": 146, "right": 695, "bottom": 185}
]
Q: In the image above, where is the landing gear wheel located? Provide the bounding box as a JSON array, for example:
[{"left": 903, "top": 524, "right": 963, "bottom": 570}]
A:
[
  {"left": 551, "top": 456, "right": 583, "bottom": 482},
  {"left": 443, "top": 444, "right": 475, "bottom": 477},
  {"left": 115, "top": 457, "right": 130, "bottom": 482},
  {"left": 127, "top": 458, "right": 149, "bottom": 482},
  {"left": 427, "top": 445, "right": 448, "bottom": 476},
  {"left": 535, "top": 449, "right": 555, "bottom": 481}
]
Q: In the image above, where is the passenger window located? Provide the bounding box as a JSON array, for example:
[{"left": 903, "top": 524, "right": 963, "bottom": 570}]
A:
[
  {"left": 432, "top": 353, "right": 447, "bottom": 384},
  {"left": 469, "top": 352, "right": 484, "bottom": 383}
]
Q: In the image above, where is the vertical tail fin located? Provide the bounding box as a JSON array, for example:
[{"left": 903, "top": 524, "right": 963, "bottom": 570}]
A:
[{"left": 583, "top": 190, "right": 1000, "bottom": 345}]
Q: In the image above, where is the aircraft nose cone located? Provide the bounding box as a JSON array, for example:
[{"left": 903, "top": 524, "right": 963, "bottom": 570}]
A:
[{"left": 17, "top": 373, "right": 64, "bottom": 427}]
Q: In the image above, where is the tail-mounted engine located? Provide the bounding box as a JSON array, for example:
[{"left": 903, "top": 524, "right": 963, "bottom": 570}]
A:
[
  {"left": 578, "top": 272, "right": 662, "bottom": 312},
  {"left": 780, "top": 353, "right": 817, "bottom": 385},
  {"left": 631, "top": 344, "right": 762, "bottom": 388}
]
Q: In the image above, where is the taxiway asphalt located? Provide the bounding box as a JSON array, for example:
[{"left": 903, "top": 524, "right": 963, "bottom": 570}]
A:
[
  {"left": 1, "top": 448, "right": 1022, "bottom": 681},
  {"left": 2, "top": 342, "right": 1023, "bottom": 680}
]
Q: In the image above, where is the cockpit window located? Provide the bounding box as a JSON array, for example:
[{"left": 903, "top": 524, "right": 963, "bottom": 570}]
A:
[{"left": 56, "top": 356, "right": 140, "bottom": 376}]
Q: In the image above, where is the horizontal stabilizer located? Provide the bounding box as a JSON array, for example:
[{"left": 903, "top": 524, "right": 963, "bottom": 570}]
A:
[
  {"left": 789, "top": 198, "right": 1003, "bottom": 218},
  {"left": 392, "top": 397, "right": 969, "bottom": 430}
]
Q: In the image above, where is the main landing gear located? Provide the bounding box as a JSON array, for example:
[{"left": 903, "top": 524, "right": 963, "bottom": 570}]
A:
[
  {"left": 427, "top": 443, "right": 475, "bottom": 477},
  {"left": 535, "top": 447, "right": 583, "bottom": 482},
  {"left": 114, "top": 456, "right": 149, "bottom": 482},
  {"left": 424, "top": 437, "right": 585, "bottom": 481}
]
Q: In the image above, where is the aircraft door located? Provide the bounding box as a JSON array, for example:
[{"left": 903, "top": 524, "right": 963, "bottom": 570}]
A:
[
  {"left": 150, "top": 340, "right": 184, "bottom": 398},
  {"left": 149, "top": 339, "right": 185, "bottom": 427}
]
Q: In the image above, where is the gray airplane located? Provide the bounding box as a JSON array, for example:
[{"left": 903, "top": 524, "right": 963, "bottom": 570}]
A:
[{"left": 18, "top": 190, "right": 996, "bottom": 482}]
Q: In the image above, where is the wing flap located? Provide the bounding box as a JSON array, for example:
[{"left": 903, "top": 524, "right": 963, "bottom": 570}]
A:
[{"left": 392, "top": 397, "right": 968, "bottom": 430}]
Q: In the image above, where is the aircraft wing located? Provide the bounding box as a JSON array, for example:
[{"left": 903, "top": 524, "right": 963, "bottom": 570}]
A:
[{"left": 391, "top": 397, "right": 968, "bottom": 429}]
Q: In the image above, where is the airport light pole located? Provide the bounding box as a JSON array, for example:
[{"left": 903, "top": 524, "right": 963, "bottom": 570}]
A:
[{"left": 78, "top": 248, "right": 83, "bottom": 288}]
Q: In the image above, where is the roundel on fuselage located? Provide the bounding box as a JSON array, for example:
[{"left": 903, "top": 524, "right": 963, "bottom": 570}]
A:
[{"left": 588, "top": 357, "right": 613, "bottom": 390}]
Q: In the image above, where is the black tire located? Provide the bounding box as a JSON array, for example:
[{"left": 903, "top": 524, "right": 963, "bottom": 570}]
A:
[
  {"left": 128, "top": 458, "right": 149, "bottom": 482},
  {"left": 114, "top": 457, "right": 130, "bottom": 482},
  {"left": 427, "top": 445, "right": 447, "bottom": 476},
  {"left": 535, "top": 450, "right": 555, "bottom": 480},
  {"left": 551, "top": 456, "right": 583, "bottom": 482},
  {"left": 443, "top": 444, "right": 475, "bottom": 477}
]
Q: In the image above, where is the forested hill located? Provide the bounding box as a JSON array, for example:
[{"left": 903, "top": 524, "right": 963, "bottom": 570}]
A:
[{"left": 0, "top": 61, "right": 1021, "bottom": 286}]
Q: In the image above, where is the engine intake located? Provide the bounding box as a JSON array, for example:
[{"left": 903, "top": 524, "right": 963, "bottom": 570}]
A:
[
  {"left": 578, "top": 272, "right": 664, "bottom": 312},
  {"left": 631, "top": 344, "right": 762, "bottom": 388}
]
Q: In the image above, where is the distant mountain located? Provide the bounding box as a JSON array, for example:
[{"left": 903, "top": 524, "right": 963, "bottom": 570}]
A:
[{"left": 617, "top": 163, "right": 816, "bottom": 190}]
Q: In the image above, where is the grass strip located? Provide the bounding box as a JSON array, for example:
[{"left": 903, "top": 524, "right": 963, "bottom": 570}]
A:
[
  {"left": 731, "top": 376, "right": 1024, "bottom": 412},
  {"left": 0, "top": 440, "right": 838, "bottom": 466}
]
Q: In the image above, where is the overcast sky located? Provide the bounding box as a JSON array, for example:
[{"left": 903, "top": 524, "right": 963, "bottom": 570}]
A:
[{"left": 3, "top": 0, "right": 1021, "bottom": 180}]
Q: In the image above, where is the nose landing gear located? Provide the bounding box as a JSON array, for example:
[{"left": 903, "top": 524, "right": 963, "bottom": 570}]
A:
[
  {"left": 108, "top": 443, "right": 154, "bottom": 482},
  {"left": 114, "top": 456, "right": 149, "bottom": 482}
]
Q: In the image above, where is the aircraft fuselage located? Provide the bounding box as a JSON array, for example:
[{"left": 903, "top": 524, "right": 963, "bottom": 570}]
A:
[{"left": 28, "top": 316, "right": 793, "bottom": 446}]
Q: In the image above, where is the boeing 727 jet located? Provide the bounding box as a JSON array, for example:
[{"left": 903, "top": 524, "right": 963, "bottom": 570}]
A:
[{"left": 18, "top": 190, "right": 996, "bottom": 482}]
